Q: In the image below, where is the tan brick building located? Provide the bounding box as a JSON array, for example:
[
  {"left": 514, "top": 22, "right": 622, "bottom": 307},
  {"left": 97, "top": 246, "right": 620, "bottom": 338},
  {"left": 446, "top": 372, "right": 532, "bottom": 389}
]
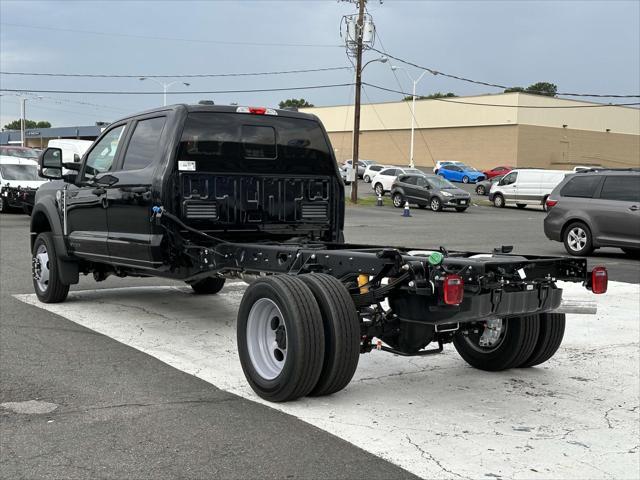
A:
[{"left": 302, "top": 92, "right": 640, "bottom": 171}]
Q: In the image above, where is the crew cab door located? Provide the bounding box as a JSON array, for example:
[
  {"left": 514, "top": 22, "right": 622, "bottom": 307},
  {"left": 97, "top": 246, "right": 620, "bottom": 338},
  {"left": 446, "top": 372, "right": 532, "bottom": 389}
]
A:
[
  {"left": 105, "top": 115, "right": 168, "bottom": 268},
  {"left": 66, "top": 124, "right": 126, "bottom": 260}
]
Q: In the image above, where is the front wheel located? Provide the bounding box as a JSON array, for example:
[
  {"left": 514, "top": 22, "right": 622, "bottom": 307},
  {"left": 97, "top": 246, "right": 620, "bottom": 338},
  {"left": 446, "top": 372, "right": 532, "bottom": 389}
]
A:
[
  {"left": 430, "top": 197, "right": 442, "bottom": 212},
  {"left": 392, "top": 193, "right": 404, "bottom": 208},
  {"left": 453, "top": 316, "right": 540, "bottom": 371},
  {"left": 32, "top": 232, "right": 70, "bottom": 303},
  {"left": 462, "top": 176, "right": 470, "bottom": 184},
  {"left": 563, "top": 222, "right": 593, "bottom": 256},
  {"left": 374, "top": 183, "right": 384, "bottom": 197},
  {"left": 0, "top": 196, "right": 10, "bottom": 213},
  {"left": 237, "top": 275, "right": 325, "bottom": 402},
  {"left": 363, "top": 175, "right": 371, "bottom": 183},
  {"left": 493, "top": 194, "right": 505, "bottom": 208},
  {"left": 476, "top": 185, "right": 486, "bottom": 195}
]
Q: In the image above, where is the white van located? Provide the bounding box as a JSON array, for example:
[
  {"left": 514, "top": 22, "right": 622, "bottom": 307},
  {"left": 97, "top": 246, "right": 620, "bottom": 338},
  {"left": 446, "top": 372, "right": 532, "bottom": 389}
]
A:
[
  {"left": 47, "top": 139, "right": 93, "bottom": 163},
  {"left": 489, "top": 169, "right": 571, "bottom": 210}
]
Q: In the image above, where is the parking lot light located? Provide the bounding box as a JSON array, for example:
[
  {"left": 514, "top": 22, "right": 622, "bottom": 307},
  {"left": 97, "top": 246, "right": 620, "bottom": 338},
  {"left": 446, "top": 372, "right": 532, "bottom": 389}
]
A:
[{"left": 139, "top": 77, "right": 191, "bottom": 106}]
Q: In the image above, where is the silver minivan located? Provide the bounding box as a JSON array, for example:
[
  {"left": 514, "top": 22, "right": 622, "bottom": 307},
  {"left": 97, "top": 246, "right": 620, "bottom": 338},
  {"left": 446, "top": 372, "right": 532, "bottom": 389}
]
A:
[{"left": 543, "top": 170, "right": 640, "bottom": 256}]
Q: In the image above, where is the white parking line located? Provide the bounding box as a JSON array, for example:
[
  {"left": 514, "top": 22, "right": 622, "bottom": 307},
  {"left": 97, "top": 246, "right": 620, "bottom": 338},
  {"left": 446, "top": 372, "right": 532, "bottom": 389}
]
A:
[{"left": 14, "top": 282, "right": 639, "bottom": 479}]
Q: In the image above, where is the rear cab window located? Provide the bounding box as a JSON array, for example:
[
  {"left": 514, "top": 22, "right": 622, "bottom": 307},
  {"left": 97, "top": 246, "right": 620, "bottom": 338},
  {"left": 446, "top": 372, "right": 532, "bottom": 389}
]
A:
[
  {"left": 178, "top": 112, "right": 336, "bottom": 176},
  {"left": 560, "top": 175, "right": 602, "bottom": 198},
  {"left": 121, "top": 116, "right": 167, "bottom": 171}
]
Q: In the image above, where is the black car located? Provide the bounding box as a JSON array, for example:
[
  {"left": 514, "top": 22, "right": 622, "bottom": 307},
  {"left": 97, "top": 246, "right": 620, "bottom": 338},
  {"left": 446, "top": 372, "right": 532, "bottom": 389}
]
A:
[{"left": 390, "top": 174, "right": 471, "bottom": 212}]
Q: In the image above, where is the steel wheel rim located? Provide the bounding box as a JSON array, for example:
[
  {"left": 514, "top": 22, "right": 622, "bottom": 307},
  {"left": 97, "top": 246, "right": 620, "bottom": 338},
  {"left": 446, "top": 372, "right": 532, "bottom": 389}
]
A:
[
  {"left": 567, "top": 227, "right": 587, "bottom": 252},
  {"left": 431, "top": 198, "right": 440, "bottom": 210},
  {"left": 393, "top": 195, "right": 402, "bottom": 207},
  {"left": 33, "top": 243, "right": 50, "bottom": 293},
  {"left": 463, "top": 319, "right": 508, "bottom": 353},
  {"left": 246, "top": 298, "right": 287, "bottom": 380}
]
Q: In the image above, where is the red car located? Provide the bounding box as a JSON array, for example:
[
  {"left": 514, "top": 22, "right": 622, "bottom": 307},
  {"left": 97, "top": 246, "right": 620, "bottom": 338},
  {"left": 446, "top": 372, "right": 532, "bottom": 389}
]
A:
[{"left": 483, "top": 165, "right": 514, "bottom": 179}]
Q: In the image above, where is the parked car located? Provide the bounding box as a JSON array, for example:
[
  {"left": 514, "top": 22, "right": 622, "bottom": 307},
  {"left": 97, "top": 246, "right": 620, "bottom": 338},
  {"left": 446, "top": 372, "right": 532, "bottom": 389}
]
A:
[
  {"left": 544, "top": 170, "right": 640, "bottom": 257},
  {"left": 475, "top": 175, "right": 504, "bottom": 196},
  {"left": 483, "top": 165, "right": 513, "bottom": 179},
  {"left": 339, "top": 166, "right": 351, "bottom": 185},
  {"left": 363, "top": 163, "right": 388, "bottom": 183},
  {"left": 371, "top": 166, "right": 426, "bottom": 196},
  {"left": 433, "top": 160, "right": 465, "bottom": 174},
  {"left": 0, "top": 145, "right": 40, "bottom": 160},
  {"left": 343, "top": 159, "right": 376, "bottom": 178},
  {"left": 489, "top": 169, "right": 570, "bottom": 209},
  {"left": 437, "top": 164, "right": 486, "bottom": 184},
  {"left": 390, "top": 174, "right": 471, "bottom": 212},
  {"left": 47, "top": 139, "right": 94, "bottom": 164},
  {"left": 0, "top": 156, "right": 47, "bottom": 213}
]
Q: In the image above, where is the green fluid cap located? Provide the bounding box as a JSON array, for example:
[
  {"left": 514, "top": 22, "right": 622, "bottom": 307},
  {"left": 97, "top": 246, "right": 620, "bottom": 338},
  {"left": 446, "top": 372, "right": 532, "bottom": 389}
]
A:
[{"left": 428, "top": 251, "right": 444, "bottom": 266}]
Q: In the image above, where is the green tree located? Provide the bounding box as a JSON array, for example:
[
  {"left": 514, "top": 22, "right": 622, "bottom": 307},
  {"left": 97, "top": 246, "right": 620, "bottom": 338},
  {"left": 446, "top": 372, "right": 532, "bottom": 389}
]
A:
[
  {"left": 402, "top": 92, "right": 457, "bottom": 101},
  {"left": 504, "top": 82, "right": 557, "bottom": 97},
  {"left": 3, "top": 119, "right": 51, "bottom": 130},
  {"left": 278, "top": 98, "right": 314, "bottom": 109}
]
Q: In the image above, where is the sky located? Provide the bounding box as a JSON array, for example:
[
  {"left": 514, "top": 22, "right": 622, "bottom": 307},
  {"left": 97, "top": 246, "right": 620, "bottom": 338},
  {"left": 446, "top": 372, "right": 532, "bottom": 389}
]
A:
[{"left": 1, "top": 0, "right": 639, "bottom": 128}]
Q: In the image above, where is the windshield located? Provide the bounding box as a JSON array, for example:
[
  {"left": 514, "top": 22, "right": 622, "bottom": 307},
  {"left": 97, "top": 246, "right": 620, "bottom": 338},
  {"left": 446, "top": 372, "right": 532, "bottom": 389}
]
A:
[
  {"left": 178, "top": 112, "right": 336, "bottom": 175},
  {"left": 0, "top": 147, "right": 39, "bottom": 159},
  {"left": 0, "top": 164, "right": 39, "bottom": 181},
  {"left": 427, "top": 176, "right": 456, "bottom": 189}
]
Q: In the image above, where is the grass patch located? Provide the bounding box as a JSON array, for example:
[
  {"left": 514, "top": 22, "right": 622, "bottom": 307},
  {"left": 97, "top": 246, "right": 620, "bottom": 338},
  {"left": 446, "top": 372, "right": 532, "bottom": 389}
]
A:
[{"left": 345, "top": 196, "right": 390, "bottom": 207}]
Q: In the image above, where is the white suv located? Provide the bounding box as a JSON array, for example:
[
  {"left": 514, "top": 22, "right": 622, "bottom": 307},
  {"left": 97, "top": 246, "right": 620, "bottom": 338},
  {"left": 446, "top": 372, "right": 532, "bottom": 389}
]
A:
[{"left": 371, "top": 167, "right": 425, "bottom": 196}]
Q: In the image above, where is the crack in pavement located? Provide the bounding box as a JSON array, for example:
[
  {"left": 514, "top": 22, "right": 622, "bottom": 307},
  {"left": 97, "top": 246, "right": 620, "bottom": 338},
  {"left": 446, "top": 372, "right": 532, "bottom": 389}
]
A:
[{"left": 404, "top": 434, "right": 466, "bottom": 479}]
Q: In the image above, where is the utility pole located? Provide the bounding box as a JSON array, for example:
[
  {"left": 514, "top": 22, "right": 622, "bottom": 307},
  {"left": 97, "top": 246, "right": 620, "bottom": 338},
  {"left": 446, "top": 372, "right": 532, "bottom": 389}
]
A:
[
  {"left": 350, "top": 0, "right": 365, "bottom": 204},
  {"left": 20, "top": 97, "right": 26, "bottom": 147}
]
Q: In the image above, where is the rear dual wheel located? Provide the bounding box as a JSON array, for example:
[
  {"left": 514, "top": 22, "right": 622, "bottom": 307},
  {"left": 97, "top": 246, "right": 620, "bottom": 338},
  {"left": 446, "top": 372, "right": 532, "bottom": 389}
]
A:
[
  {"left": 453, "top": 313, "right": 565, "bottom": 370},
  {"left": 237, "top": 274, "right": 359, "bottom": 402}
]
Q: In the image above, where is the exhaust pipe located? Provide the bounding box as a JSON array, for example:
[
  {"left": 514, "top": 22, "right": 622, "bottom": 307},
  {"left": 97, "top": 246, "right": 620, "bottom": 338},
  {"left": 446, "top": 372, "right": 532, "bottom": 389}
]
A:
[{"left": 554, "top": 299, "right": 598, "bottom": 315}]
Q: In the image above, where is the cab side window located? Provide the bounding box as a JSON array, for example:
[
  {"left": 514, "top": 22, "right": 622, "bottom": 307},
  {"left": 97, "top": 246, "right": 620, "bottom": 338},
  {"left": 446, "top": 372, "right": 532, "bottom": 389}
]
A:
[
  {"left": 83, "top": 125, "right": 126, "bottom": 181},
  {"left": 121, "top": 117, "right": 167, "bottom": 171},
  {"left": 501, "top": 172, "right": 517, "bottom": 185}
]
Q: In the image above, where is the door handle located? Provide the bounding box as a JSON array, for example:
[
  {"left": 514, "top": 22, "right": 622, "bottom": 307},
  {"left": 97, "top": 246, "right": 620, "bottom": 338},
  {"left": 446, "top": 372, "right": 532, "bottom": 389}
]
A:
[
  {"left": 630, "top": 205, "right": 639, "bottom": 211},
  {"left": 92, "top": 187, "right": 106, "bottom": 196}
]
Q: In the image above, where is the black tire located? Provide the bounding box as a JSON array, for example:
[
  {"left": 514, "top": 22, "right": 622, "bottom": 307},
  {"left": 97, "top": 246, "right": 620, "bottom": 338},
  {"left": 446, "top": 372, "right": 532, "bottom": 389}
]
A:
[
  {"left": 299, "top": 274, "right": 360, "bottom": 396},
  {"left": 563, "top": 221, "right": 593, "bottom": 256},
  {"left": 493, "top": 194, "right": 505, "bottom": 208},
  {"left": 429, "top": 197, "right": 442, "bottom": 212},
  {"left": 189, "top": 276, "right": 225, "bottom": 295},
  {"left": 516, "top": 203, "right": 527, "bottom": 209},
  {"left": 453, "top": 316, "right": 540, "bottom": 371},
  {"left": 374, "top": 183, "right": 384, "bottom": 197},
  {"left": 237, "top": 275, "right": 324, "bottom": 402},
  {"left": 363, "top": 174, "right": 371, "bottom": 183},
  {"left": 32, "top": 232, "right": 70, "bottom": 303},
  {"left": 0, "top": 196, "right": 10, "bottom": 213},
  {"left": 622, "top": 247, "right": 640, "bottom": 259},
  {"left": 392, "top": 193, "right": 404, "bottom": 208},
  {"left": 455, "top": 207, "right": 468, "bottom": 212},
  {"left": 462, "top": 176, "right": 470, "bottom": 184},
  {"left": 519, "top": 313, "right": 565, "bottom": 368},
  {"left": 476, "top": 185, "right": 486, "bottom": 195}
]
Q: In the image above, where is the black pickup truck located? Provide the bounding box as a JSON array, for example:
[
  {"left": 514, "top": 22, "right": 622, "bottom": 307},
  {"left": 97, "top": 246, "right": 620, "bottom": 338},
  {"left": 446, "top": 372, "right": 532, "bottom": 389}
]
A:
[{"left": 31, "top": 104, "right": 607, "bottom": 402}]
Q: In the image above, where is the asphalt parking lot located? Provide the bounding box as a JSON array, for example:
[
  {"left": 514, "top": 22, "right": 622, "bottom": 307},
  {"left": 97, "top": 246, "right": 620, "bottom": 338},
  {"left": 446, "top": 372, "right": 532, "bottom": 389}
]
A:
[{"left": 1, "top": 205, "right": 639, "bottom": 479}]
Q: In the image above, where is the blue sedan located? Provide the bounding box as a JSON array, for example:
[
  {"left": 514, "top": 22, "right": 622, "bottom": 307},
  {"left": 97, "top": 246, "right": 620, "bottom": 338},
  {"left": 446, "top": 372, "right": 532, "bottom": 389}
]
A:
[{"left": 437, "top": 164, "right": 486, "bottom": 184}]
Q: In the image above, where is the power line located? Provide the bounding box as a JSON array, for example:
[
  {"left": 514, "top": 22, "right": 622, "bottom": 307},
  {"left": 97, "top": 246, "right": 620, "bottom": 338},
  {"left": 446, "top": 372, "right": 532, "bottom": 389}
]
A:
[
  {"left": 0, "top": 66, "right": 352, "bottom": 79},
  {"left": 370, "top": 47, "right": 640, "bottom": 99},
  {"left": 363, "top": 83, "right": 640, "bottom": 108},
  {"left": 1, "top": 22, "right": 343, "bottom": 48},
  {"left": 0, "top": 83, "right": 354, "bottom": 96}
]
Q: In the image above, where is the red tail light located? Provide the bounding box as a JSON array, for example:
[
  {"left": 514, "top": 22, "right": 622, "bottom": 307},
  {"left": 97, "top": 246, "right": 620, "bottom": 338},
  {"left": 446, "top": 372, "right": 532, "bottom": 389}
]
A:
[
  {"left": 546, "top": 198, "right": 558, "bottom": 209},
  {"left": 236, "top": 106, "right": 277, "bottom": 116},
  {"left": 591, "top": 266, "right": 608, "bottom": 294},
  {"left": 443, "top": 274, "right": 464, "bottom": 305},
  {"left": 249, "top": 106, "right": 267, "bottom": 115}
]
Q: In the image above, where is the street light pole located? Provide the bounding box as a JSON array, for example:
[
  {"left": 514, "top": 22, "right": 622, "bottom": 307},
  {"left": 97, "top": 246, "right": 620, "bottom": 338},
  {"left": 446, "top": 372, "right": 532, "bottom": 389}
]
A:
[
  {"left": 139, "top": 78, "right": 190, "bottom": 106},
  {"left": 20, "top": 97, "right": 26, "bottom": 147},
  {"left": 392, "top": 67, "right": 428, "bottom": 168}
]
